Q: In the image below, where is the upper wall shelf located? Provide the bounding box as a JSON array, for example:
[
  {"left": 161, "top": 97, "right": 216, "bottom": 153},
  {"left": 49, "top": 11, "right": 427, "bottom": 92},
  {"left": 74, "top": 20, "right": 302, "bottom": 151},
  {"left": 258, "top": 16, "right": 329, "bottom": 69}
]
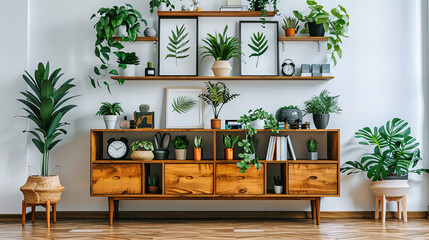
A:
[
  {"left": 111, "top": 76, "right": 334, "bottom": 81},
  {"left": 157, "top": 11, "right": 276, "bottom": 17},
  {"left": 279, "top": 37, "right": 329, "bottom": 42},
  {"left": 111, "top": 37, "right": 158, "bottom": 42}
]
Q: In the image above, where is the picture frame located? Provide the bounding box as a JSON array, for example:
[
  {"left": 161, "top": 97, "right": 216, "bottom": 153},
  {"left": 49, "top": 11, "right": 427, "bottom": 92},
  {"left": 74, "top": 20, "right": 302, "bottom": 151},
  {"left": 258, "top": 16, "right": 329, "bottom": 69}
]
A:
[
  {"left": 240, "top": 21, "right": 279, "bottom": 76},
  {"left": 158, "top": 17, "right": 199, "bottom": 76},
  {"left": 165, "top": 87, "right": 204, "bottom": 129}
]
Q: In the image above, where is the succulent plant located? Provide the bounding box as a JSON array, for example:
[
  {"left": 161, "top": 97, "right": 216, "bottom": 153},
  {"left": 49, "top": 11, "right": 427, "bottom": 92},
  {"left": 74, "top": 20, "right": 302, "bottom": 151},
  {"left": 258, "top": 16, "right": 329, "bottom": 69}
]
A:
[
  {"left": 307, "top": 138, "right": 318, "bottom": 152},
  {"left": 153, "top": 132, "right": 171, "bottom": 150},
  {"left": 148, "top": 174, "right": 159, "bottom": 186},
  {"left": 193, "top": 136, "right": 202, "bottom": 149},
  {"left": 139, "top": 104, "right": 150, "bottom": 113}
]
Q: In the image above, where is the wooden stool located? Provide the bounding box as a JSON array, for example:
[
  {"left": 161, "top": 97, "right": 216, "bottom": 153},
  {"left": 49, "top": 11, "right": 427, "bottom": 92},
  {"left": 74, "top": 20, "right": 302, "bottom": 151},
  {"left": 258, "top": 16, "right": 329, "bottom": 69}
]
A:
[
  {"left": 22, "top": 200, "right": 56, "bottom": 227},
  {"left": 374, "top": 195, "right": 407, "bottom": 223}
]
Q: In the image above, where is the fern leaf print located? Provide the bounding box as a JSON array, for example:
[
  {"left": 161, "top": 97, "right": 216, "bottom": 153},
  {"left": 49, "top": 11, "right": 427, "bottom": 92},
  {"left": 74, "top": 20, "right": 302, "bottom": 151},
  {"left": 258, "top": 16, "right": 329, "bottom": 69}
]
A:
[
  {"left": 172, "top": 96, "right": 196, "bottom": 114},
  {"left": 248, "top": 32, "right": 268, "bottom": 68},
  {"left": 165, "top": 24, "right": 190, "bottom": 67}
]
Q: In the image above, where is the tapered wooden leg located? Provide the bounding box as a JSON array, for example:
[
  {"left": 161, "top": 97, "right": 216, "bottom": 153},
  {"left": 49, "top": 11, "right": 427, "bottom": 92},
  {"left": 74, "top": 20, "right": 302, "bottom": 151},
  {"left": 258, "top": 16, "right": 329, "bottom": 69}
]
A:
[
  {"left": 114, "top": 200, "right": 119, "bottom": 219},
  {"left": 109, "top": 197, "right": 114, "bottom": 225},
  {"left": 22, "top": 201, "right": 26, "bottom": 226},
  {"left": 315, "top": 197, "right": 321, "bottom": 225},
  {"left": 397, "top": 201, "right": 401, "bottom": 220},
  {"left": 403, "top": 195, "right": 407, "bottom": 223},
  {"left": 311, "top": 200, "right": 316, "bottom": 219},
  {"left": 31, "top": 206, "right": 35, "bottom": 223},
  {"left": 375, "top": 196, "right": 379, "bottom": 219},
  {"left": 381, "top": 195, "right": 386, "bottom": 223},
  {"left": 53, "top": 203, "right": 56, "bottom": 223},
  {"left": 45, "top": 201, "right": 50, "bottom": 228}
]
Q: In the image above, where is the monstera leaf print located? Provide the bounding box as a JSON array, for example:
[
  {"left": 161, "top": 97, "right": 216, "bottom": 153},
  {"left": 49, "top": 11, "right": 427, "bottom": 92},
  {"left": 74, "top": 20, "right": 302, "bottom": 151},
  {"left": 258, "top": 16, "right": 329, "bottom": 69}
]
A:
[
  {"left": 165, "top": 24, "right": 190, "bottom": 66},
  {"left": 248, "top": 32, "right": 268, "bottom": 68},
  {"left": 172, "top": 96, "right": 196, "bottom": 114}
]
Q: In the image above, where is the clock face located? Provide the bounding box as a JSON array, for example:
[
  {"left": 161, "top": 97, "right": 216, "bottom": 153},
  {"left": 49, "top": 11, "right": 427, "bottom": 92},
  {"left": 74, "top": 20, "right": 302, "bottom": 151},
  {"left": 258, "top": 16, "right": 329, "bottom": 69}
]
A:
[
  {"left": 107, "top": 140, "right": 128, "bottom": 159},
  {"left": 283, "top": 64, "right": 295, "bottom": 76}
]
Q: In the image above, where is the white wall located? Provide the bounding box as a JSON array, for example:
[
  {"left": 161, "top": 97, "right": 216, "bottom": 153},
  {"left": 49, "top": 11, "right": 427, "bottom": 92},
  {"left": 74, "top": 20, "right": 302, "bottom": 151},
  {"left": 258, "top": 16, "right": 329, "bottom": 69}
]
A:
[{"left": 1, "top": 0, "right": 428, "bottom": 213}]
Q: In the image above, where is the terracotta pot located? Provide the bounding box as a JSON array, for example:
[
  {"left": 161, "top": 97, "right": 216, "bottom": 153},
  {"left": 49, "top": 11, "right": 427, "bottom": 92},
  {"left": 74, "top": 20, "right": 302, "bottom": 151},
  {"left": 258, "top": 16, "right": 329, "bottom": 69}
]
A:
[
  {"left": 148, "top": 185, "right": 160, "bottom": 194},
  {"left": 224, "top": 148, "right": 233, "bottom": 160},
  {"left": 20, "top": 175, "right": 65, "bottom": 204},
  {"left": 131, "top": 151, "right": 154, "bottom": 161},
  {"left": 285, "top": 28, "right": 296, "bottom": 37},
  {"left": 194, "top": 148, "right": 202, "bottom": 161},
  {"left": 211, "top": 60, "right": 232, "bottom": 77},
  {"left": 175, "top": 149, "right": 187, "bottom": 160},
  {"left": 370, "top": 179, "right": 409, "bottom": 197},
  {"left": 211, "top": 119, "right": 221, "bottom": 129}
]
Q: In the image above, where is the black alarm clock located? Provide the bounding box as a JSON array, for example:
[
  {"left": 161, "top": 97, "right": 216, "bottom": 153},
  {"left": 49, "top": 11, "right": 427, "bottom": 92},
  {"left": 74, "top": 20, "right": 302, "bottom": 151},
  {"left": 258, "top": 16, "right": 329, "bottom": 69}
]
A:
[
  {"left": 281, "top": 59, "right": 295, "bottom": 76},
  {"left": 107, "top": 138, "right": 129, "bottom": 160}
]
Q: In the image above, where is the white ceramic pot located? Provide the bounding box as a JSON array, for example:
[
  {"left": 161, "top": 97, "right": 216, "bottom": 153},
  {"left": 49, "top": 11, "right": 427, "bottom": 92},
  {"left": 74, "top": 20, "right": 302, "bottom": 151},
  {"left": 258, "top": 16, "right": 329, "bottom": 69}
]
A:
[
  {"left": 158, "top": 2, "right": 168, "bottom": 11},
  {"left": 274, "top": 185, "right": 283, "bottom": 194},
  {"left": 211, "top": 60, "right": 232, "bottom": 77},
  {"left": 175, "top": 149, "right": 187, "bottom": 160},
  {"left": 131, "top": 151, "right": 154, "bottom": 161},
  {"left": 250, "top": 119, "right": 265, "bottom": 129},
  {"left": 103, "top": 115, "right": 117, "bottom": 129},
  {"left": 307, "top": 152, "right": 318, "bottom": 160},
  {"left": 114, "top": 25, "right": 127, "bottom": 37},
  {"left": 119, "top": 64, "right": 136, "bottom": 76},
  {"left": 370, "top": 179, "right": 409, "bottom": 197}
]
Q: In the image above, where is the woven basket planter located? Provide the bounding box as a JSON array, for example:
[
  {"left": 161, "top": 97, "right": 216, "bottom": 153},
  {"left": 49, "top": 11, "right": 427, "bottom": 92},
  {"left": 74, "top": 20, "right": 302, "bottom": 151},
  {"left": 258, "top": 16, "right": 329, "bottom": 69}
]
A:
[{"left": 20, "top": 175, "right": 65, "bottom": 204}]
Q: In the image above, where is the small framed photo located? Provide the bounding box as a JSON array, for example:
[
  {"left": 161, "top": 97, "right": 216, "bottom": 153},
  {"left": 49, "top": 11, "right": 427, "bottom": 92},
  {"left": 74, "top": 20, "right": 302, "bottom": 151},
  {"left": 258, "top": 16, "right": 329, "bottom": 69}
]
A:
[
  {"left": 166, "top": 87, "right": 204, "bottom": 129},
  {"left": 240, "top": 21, "right": 279, "bottom": 76},
  {"left": 158, "top": 17, "right": 199, "bottom": 76}
]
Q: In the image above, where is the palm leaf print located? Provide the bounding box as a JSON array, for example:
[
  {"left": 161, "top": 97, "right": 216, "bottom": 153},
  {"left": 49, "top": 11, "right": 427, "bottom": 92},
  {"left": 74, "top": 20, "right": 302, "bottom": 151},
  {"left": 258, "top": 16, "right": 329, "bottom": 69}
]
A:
[
  {"left": 248, "top": 32, "right": 268, "bottom": 68},
  {"left": 165, "top": 24, "right": 190, "bottom": 67},
  {"left": 172, "top": 96, "right": 196, "bottom": 114}
]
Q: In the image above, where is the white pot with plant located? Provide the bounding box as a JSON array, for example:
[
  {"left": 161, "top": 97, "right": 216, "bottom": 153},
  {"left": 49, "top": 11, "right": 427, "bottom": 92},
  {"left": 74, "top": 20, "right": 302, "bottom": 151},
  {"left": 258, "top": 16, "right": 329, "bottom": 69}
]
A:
[
  {"left": 19, "top": 62, "right": 78, "bottom": 204},
  {"left": 306, "top": 138, "right": 318, "bottom": 160},
  {"left": 96, "top": 102, "right": 124, "bottom": 129},
  {"left": 273, "top": 176, "right": 283, "bottom": 194},
  {"left": 200, "top": 25, "right": 243, "bottom": 77},
  {"left": 173, "top": 135, "right": 189, "bottom": 160},
  {"left": 117, "top": 52, "right": 140, "bottom": 76},
  {"left": 114, "top": 25, "right": 127, "bottom": 37},
  {"left": 131, "top": 141, "right": 154, "bottom": 160},
  {"left": 149, "top": 0, "right": 175, "bottom": 13},
  {"left": 199, "top": 81, "right": 240, "bottom": 129}
]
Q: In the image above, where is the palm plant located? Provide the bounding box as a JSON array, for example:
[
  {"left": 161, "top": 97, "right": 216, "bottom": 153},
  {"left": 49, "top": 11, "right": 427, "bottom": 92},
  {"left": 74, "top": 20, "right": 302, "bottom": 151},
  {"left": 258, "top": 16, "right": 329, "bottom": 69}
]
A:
[
  {"left": 171, "top": 96, "right": 196, "bottom": 114},
  {"left": 198, "top": 81, "right": 240, "bottom": 119},
  {"left": 96, "top": 102, "right": 123, "bottom": 116},
  {"left": 165, "top": 24, "right": 190, "bottom": 66},
  {"left": 200, "top": 25, "right": 243, "bottom": 62},
  {"left": 18, "top": 62, "right": 78, "bottom": 176}
]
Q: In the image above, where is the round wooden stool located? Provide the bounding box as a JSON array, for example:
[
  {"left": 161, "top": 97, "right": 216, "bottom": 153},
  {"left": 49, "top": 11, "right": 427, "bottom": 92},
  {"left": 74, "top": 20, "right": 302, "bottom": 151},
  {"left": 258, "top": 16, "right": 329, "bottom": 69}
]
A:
[
  {"left": 374, "top": 195, "right": 407, "bottom": 223},
  {"left": 22, "top": 200, "right": 57, "bottom": 228}
]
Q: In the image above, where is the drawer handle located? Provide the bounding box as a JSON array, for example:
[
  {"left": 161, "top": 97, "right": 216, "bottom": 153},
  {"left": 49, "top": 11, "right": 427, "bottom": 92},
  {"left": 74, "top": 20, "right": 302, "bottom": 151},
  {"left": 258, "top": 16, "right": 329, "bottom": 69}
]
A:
[
  {"left": 112, "top": 176, "right": 120, "bottom": 180},
  {"left": 185, "top": 176, "right": 194, "bottom": 180},
  {"left": 309, "top": 176, "right": 318, "bottom": 180},
  {"left": 239, "top": 188, "right": 247, "bottom": 194},
  {"left": 237, "top": 176, "right": 245, "bottom": 180}
]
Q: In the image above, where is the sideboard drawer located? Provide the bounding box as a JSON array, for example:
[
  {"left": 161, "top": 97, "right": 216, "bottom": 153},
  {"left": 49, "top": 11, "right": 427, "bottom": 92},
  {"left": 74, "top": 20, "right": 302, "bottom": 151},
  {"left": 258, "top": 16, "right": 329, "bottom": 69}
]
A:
[
  {"left": 216, "top": 164, "right": 264, "bottom": 195},
  {"left": 288, "top": 164, "right": 338, "bottom": 195},
  {"left": 165, "top": 164, "right": 214, "bottom": 195},
  {"left": 92, "top": 164, "right": 142, "bottom": 195}
]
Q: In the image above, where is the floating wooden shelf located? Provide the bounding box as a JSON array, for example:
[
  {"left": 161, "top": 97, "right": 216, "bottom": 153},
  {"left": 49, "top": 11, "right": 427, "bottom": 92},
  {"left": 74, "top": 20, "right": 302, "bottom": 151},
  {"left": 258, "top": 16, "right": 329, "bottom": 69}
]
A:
[
  {"left": 111, "top": 37, "right": 158, "bottom": 42},
  {"left": 279, "top": 37, "right": 329, "bottom": 42},
  {"left": 157, "top": 11, "right": 276, "bottom": 17},
  {"left": 111, "top": 76, "right": 334, "bottom": 81},
  {"left": 91, "top": 129, "right": 339, "bottom": 132}
]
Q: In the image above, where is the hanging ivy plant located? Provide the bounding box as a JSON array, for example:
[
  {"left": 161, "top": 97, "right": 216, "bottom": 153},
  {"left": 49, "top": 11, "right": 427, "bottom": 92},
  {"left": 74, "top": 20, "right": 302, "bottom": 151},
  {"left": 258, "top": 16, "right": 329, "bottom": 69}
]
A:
[{"left": 89, "top": 4, "right": 147, "bottom": 93}]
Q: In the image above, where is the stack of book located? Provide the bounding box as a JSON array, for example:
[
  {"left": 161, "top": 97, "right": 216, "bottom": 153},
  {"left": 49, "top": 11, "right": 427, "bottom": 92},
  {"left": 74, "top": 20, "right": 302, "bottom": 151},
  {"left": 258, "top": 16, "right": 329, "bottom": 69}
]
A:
[
  {"left": 265, "top": 135, "right": 296, "bottom": 161},
  {"left": 219, "top": 5, "right": 248, "bottom": 11}
]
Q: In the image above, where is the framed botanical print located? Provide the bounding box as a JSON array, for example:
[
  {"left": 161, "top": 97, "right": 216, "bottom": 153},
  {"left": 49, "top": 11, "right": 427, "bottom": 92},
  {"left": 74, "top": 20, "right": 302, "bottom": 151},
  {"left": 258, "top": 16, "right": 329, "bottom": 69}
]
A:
[
  {"left": 240, "top": 21, "right": 279, "bottom": 76},
  {"left": 159, "top": 17, "right": 198, "bottom": 76},
  {"left": 165, "top": 87, "right": 204, "bottom": 129}
]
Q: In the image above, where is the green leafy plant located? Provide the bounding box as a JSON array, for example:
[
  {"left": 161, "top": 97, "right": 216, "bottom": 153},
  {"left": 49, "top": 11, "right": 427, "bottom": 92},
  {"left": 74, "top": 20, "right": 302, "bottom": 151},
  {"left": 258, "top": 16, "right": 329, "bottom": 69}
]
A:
[
  {"left": 147, "top": 62, "right": 153, "bottom": 68},
  {"left": 193, "top": 136, "right": 202, "bottom": 149},
  {"left": 304, "top": 90, "right": 341, "bottom": 115},
  {"left": 282, "top": 16, "right": 300, "bottom": 31},
  {"left": 116, "top": 52, "right": 140, "bottom": 67},
  {"left": 17, "top": 62, "right": 78, "bottom": 176},
  {"left": 293, "top": 0, "right": 349, "bottom": 65},
  {"left": 237, "top": 108, "right": 278, "bottom": 173},
  {"left": 96, "top": 102, "right": 123, "bottom": 116},
  {"left": 165, "top": 24, "right": 190, "bottom": 66},
  {"left": 223, "top": 135, "right": 239, "bottom": 149},
  {"left": 172, "top": 96, "right": 196, "bottom": 114},
  {"left": 247, "top": 0, "right": 280, "bottom": 23},
  {"left": 281, "top": 105, "right": 299, "bottom": 109},
  {"left": 173, "top": 135, "right": 189, "bottom": 149},
  {"left": 198, "top": 82, "right": 240, "bottom": 119},
  {"left": 273, "top": 176, "right": 282, "bottom": 186},
  {"left": 149, "top": 0, "right": 175, "bottom": 14},
  {"left": 340, "top": 118, "right": 429, "bottom": 181},
  {"left": 89, "top": 4, "right": 147, "bottom": 93},
  {"left": 200, "top": 25, "right": 243, "bottom": 62},
  {"left": 131, "top": 141, "right": 154, "bottom": 151},
  {"left": 148, "top": 174, "right": 160, "bottom": 186},
  {"left": 248, "top": 32, "right": 268, "bottom": 68},
  {"left": 307, "top": 138, "right": 318, "bottom": 152}
]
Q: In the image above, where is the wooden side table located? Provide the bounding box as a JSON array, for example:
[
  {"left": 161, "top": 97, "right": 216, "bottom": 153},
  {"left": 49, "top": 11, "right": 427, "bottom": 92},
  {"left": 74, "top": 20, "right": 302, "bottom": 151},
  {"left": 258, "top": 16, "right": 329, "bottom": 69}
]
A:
[
  {"left": 374, "top": 195, "right": 407, "bottom": 223},
  {"left": 22, "top": 200, "right": 57, "bottom": 228}
]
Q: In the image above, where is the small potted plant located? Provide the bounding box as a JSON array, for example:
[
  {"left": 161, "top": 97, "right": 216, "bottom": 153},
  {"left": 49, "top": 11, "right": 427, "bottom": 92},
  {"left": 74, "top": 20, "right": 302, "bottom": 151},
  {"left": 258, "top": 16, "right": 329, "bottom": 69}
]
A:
[
  {"left": 153, "top": 132, "right": 171, "bottom": 160},
  {"left": 304, "top": 90, "right": 341, "bottom": 129},
  {"left": 306, "top": 138, "right": 318, "bottom": 160},
  {"left": 193, "top": 136, "right": 202, "bottom": 160},
  {"left": 275, "top": 105, "right": 303, "bottom": 126},
  {"left": 199, "top": 81, "right": 240, "bottom": 129},
  {"left": 223, "top": 135, "right": 239, "bottom": 160},
  {"left": 246, "top": 108, "right": 278, "bottom": 130},
  {"left": 117, "top": 52, "right": 140, "bottom": 76},
  {"left": 173, "top": 135, "right": 189, "bottom": 160},
  {"left": 96, "top": 102, "right": 124, "bottom": 129},
  {"left": 282, "top": 16, "right": 299, "bottom": 37},
  {"left": 200, "top": 26, "right": 243, "bottom": 77},
  {"left": 145, "top": 61, "right": 156, "bottom": 76},
  {"left": 149, "top": 0, "right": 175, "bottom": 13},
  {"left": 248, "top": 0, "right": 279, "bottom": 12},
  {"left": 147, "top": 174, "right": 160, "bottom": 194},
  {"left": 273, "top": 176, "right": 283, "bottom": 194},
  {"left": 131, "top": 141, "right": 154, "bottom": 160}
]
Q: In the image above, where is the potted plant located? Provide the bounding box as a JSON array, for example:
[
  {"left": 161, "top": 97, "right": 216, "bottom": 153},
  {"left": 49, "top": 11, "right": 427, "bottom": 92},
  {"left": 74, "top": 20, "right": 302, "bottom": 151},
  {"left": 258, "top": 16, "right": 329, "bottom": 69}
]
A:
[
  {"left": 96, "top": 102, "right": 124, "bottom": 129},
  {"left": 18, "top": 62, "right": 77, "bottom": 205},
  {"left": 341, "top": 118, "right": 429, "bottom": 197},
  {"left": 149, "top": 0, "right": 175, "bottom": 13},
  {"left": 147, "top": 174, "right": 160, "bottom": 194},
  {"left": 193, "top": 136, "right": 202, "bottom": 161},
  {"left": 275, "top": 105, "right": 303, "bottom": 125},
  {"left": 273, "top": 176, "right": 283, "bottom": 194},
  {"left": 306, "top": 138, "right": 318, "bottom": 160},
  {"left": 200, "top": 26, "right": 243, "bottom": 77},
  {"left": 237, "top": 108, "right": 278, "bottom": 173},
  {"left": 153, "top": 132, "right": 171, "bottom": 160},
  {"left": 199, "top": 81, "right": 240, "bottom": 129},
  {"left": 117, "top": 52, "right": 140, "bottom": 76},
  {"left": 131, "top": 141, "right": 154, "bottom": 160},
  {"left": 304, "top": 90, "right": 341, "bottom": 129},
  {"left": 145, "top": 61, "right": 156, "bottom": 76},
  {"left": 247, "top": 0, "right": 279, "bottom": 12},
  {"left": 173, "top": 135, "right": 189, "bottom": 160},
  {"left": 90, "top": 4, "right": 147, "bottom": 92},
  {"left": 293, "top": 0, "right": 349, "bottom": 65},
  {"left": 223, "top": 135, "right": 239, "bottom": 160},
  {"left": 282, "top": 16, "right": 299, "bottom": 37}
]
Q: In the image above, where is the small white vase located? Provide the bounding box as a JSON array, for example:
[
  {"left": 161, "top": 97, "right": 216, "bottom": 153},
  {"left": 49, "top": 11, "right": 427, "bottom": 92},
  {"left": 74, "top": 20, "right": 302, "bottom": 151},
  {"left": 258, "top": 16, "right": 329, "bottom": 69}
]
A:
[
  {"left": 103, "top": 115, "right": 117, "bottom": 129},
  {"left": 114, "top": 25, "right": 127, "bottom": 37},
  {"left": 211, "top": 60, "right": 232, "bottom": 77},
  {"left": 175, "top": 149, "right": 187, "bottom": 160},
  {"left": 158, "top": 2, "right": 168, "bottom": 11},
  {"left": 119, "top": 64, "right": 136, "bottom": 76},
  {"left": 250, "top": 119, "right": 265, "bottom": 129},
  {"left": 274, "top": 185, "right": 283, "bottom": 194}
]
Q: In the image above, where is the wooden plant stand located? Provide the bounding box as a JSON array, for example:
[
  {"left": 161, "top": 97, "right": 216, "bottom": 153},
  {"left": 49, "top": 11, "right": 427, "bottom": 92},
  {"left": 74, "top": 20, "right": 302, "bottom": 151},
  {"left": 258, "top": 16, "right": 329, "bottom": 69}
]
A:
[
  {"left": 374, "top": 195, "right": 407, "bottom": 223},
  {"left": 22, "top": 200, "right": 57, "bottom": 228}
]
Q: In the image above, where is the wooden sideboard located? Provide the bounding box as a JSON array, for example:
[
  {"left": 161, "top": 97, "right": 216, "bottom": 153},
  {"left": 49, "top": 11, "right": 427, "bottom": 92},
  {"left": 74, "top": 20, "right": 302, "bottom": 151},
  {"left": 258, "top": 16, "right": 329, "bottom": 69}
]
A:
[{"left": 90, "top": 129, "right": 340, "bottom": 225}]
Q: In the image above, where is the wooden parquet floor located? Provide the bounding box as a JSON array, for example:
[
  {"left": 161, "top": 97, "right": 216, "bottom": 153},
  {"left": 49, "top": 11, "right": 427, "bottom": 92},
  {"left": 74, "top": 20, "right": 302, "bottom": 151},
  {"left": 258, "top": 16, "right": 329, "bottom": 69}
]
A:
[{"left": 1, "top": 218, "right": 429, "bottom": 240}]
